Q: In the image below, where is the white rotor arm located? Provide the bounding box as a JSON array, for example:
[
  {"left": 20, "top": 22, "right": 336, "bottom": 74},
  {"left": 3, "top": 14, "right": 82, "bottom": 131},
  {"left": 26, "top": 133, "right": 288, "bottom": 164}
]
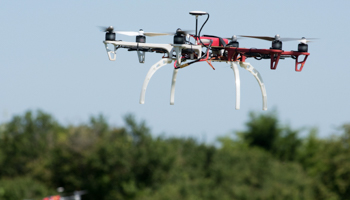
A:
[
  {"left": 140, "top": 58, "right": 172, "bottom": 104},
  {"left": 104, "top": 41, "right": 174, "bottom": 57},
  {"left": 239, "top": 62, "right": 267, "bottom": 110},
  {"left": 230, "top": 61, "right": 241, "bottom": 110},
  {"left": 170, "top": 68, "right": 179, "bottom": 105}
]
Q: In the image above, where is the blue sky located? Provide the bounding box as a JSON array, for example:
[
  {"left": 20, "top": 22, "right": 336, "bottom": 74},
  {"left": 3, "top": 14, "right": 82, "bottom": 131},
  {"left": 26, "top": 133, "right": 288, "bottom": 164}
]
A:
[{"left": 1, "top": 0, "right": 349, "bottom": 142}]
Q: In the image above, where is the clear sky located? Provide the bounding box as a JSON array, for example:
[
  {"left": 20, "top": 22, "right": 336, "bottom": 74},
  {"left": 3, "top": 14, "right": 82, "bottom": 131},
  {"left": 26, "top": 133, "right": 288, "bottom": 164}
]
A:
[{"left": 1, "top": 0, "right": 349, "bottom": 142}]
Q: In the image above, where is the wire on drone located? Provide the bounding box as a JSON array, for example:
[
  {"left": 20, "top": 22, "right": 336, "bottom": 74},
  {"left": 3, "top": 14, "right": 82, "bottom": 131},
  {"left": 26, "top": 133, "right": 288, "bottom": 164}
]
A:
[{"left": 198, "top": 13, "right": 210, "bottom": 48}]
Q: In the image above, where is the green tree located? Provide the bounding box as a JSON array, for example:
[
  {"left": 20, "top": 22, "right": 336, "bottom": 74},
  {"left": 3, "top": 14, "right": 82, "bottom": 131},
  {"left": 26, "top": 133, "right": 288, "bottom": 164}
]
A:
[
  {"left": 0, "top": 177, "right": 55, "bottom": 200},
  {"left": 238, "top": 111, "right": 302, "bottom": 161},
  {"left": 0, "top": 110, "right": 348, "bottom": 200},
  {"left": 298, "top": 125, "right": 350, "bottom": 200},
  {"left": 0, "top": 110, "right": 62, "bottom": 178}
]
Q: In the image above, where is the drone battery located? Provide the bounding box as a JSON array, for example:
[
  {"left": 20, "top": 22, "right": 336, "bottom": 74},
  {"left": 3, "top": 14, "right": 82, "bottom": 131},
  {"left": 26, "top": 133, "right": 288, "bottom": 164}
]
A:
[
  {"left": 105, "top": 33, "right": 116, "bottom": 41},
  {"left": 298, "top": 43, "right": 308, "bottom": 52},
  {"left": 136, "top": 35, "right": 146, "bottom": 43}
]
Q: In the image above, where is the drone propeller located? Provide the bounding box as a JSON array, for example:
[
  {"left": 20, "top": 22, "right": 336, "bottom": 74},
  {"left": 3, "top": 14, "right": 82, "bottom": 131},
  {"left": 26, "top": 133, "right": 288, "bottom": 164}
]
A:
[
  {"left": 116, "top": 29, "right": 172, "bottom": 37},
  {"left": 172, "top": 28, "right": 194, "bottom": 44},
  {"left": 223, "top": 35, "right": 240, "bottom": 47},
  {"left": 175, "top": 28, "right": 193, "bottom": 35},
  {"left": 99, "top": 26, "right": 115, "bottom": 33},
  {"left": 225, "top": 35, "right": 239, "bottom": 41},
  {"left": 164, "top": 28, "right": 193, "bottom": 36},
  {"left": 278, "top": 37, "right": 317, "bottom": 44},
  {"left": 100, "top": 26, "right": 117, "bottom": 41},
  {"left": 239, "top": 35, "right": 316, "bottom": 43},
  {"left": 239, "top": 34, "right": 281, "bottom": 41}
]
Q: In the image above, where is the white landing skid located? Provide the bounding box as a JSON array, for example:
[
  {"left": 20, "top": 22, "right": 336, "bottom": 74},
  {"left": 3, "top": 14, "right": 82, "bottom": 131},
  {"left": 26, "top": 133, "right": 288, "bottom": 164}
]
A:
[
  {"left": 230, "top": 61, "right": 240, "bottom": 110},
  {"left": 139, "top": 58, "right": 173, "bottom": 104},
  {"left": 103, "top": 41, "right": 267, "bottom": 110},
  {"left": 239, "top": 61, "right": 267, "bottom": 110},
  {"left": 170, "top": 68, "right": 178, "bottom": 105}
]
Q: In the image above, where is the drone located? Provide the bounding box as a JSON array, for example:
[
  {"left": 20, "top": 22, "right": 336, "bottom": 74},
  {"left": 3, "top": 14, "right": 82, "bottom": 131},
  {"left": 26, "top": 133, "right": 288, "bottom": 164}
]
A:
[{"left": 101, "top": 11, "right": 312, "bottom": 110}]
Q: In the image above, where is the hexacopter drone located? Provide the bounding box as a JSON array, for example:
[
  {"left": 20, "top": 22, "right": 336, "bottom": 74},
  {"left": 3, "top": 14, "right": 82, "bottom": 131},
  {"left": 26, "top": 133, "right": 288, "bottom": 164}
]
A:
[{"left": 101, "top": 11, "right": 312, "bottom": 110}]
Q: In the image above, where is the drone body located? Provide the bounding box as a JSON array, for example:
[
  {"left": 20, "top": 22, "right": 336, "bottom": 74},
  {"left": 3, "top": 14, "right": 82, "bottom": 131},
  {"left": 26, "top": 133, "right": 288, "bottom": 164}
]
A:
[{"left": 101, "top": 11, "right": 311, "bottom": 110}]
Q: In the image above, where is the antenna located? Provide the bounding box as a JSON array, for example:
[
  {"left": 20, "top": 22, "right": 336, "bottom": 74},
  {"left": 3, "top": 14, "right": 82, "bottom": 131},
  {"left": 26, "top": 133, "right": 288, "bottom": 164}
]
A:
[{"left": 189, "top": 11, "right": 208, "bottom": 42}]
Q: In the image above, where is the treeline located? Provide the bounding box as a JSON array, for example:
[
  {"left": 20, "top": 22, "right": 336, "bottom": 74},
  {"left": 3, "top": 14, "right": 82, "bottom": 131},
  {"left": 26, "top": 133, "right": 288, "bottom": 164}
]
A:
[{"left": 0, "top": 111, "right": 350, "bottom": 200}]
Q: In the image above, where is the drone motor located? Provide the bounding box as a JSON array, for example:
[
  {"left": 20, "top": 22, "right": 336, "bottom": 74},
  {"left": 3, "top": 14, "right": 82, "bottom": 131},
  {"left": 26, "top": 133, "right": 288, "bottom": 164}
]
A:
[
  {"left": 271, "top": 40, "right": 282, "bottom": 50},
  {"left": 270, "top": 35, "right": 282, "bottom": 50},
  {"left": 227, "top": 35, "right": 239, "bottom": 47},
  {"left": 135, "top": 29, "right": 146, "bottom": 43},
  {"left": 173, "top": 28, "right": 186, "bottom": 44},
  {"left": 298, "top": 43, "right": 308, "bottom": 52},
  {"left": 136, "top": 35, "right": 146, "bottom": 43},
  {"left": 103, "top": 26, "right": 116, "bottom": 41},
  {"left": 106, "top": 33, "right": 116, "bottom": 41},
  {"left": 297, "top": 37, "right": 308, "bottom": 52},
  {"left": 227, "top": 41, "right": 239, "bottom": 47}
]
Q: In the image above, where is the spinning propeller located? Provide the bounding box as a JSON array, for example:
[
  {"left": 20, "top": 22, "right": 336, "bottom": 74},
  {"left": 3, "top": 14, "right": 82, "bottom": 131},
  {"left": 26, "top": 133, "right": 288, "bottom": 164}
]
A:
[
  {"left": 116, "top": 29, "right": 172, "bottom": 43},
  {"left": 172, "top": 28, "right": 193, "bottom": 44},
  {"left": 100, "top": 26, "right": 172, "bottom": 42},
  {"left": 100, "top": 26, "right": 115, "bottom": 33},
  {"left": 239, "top": 35, "right": 316, "bottom": 51},
  {"left": 240, "top": 35, "right": 316, "bottom": 44},
  {"left": 224, "top": 35, "right": 240, "bottom": 47},
  {"left": 225, "top": 35, "right": 238, "bottom": 41},
  {"left": 100, "top": 26, "right": 116, "bottom": 41},
  {"left": 116, "top": 29, "right": 172, "bottom": 37}
]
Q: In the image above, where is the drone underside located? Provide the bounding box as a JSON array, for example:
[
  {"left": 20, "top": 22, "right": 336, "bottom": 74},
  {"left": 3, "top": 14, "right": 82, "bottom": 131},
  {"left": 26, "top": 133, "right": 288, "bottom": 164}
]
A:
[{"left": 101, "top": 11, "right": 311, "bottom": 110}]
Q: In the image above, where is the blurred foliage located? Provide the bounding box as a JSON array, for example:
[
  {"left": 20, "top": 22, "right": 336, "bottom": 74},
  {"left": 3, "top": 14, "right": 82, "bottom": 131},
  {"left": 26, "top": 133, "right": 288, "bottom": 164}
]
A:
[
  {"left": 0, "top": 177, "right": 55, "bottom": 200},
  {"left": 0, "top": 110, "right": 349, "bottom": 200}
]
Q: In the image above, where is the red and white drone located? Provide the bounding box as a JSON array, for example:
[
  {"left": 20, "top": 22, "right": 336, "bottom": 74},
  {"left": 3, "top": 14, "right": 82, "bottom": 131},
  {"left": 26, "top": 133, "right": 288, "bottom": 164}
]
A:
[{"left": 101, "top": 11, "right": 312, "bottom": 110}]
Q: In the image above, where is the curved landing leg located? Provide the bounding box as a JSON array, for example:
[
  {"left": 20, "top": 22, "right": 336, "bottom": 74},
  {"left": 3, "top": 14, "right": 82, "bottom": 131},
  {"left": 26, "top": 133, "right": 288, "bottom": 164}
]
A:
[
  {"left": 239, "top": 62, "right": 267, "bottom": 110},
  {"left": 140, "top": 58, "right": 172, "bottom": 104},
  {"left": 170, "top": 68, "right": 179, "bottom": 105},
  {"left": 230, "top": 61, "right": 240, "bottom": 110}
]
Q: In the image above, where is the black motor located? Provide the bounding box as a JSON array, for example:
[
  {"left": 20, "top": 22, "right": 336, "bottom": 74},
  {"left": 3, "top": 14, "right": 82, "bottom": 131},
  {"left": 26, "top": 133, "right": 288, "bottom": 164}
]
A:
[
  {"left": 271, "top": 40, "right": 282, "bottom": 50},
  {"left": 106, "top": 32, "right": 116, "bottom": 41},
  {"left": 104, "top": 26, "right": 116, "bottom": 41},
  {"left": 298, "top": 43, "right": 308, "bottom": 52},
  {"left": 136, "top": 35, "right": 146, "bottom": 43},
  {"left": 227, "top": 41, "right": 239, "bottom": 47},
  {"left": 174, "top": 28, "right": 186, "bottom": 44}
]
